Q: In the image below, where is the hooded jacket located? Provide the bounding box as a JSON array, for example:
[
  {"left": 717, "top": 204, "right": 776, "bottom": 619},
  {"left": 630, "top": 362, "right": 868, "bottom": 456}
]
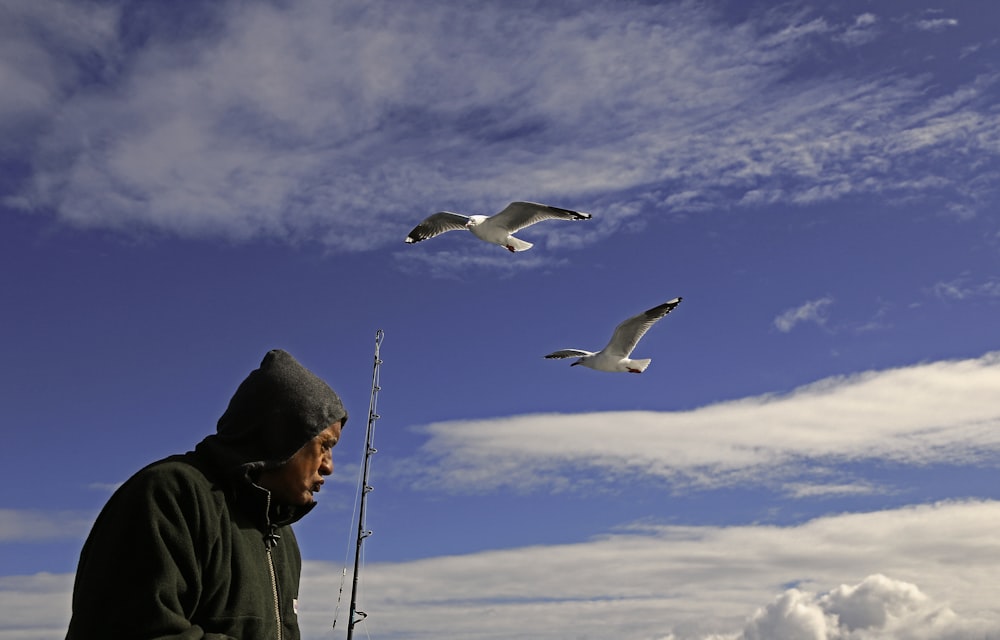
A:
[{"left": 66, "top": 350, "right": 347, "bottom": 640}]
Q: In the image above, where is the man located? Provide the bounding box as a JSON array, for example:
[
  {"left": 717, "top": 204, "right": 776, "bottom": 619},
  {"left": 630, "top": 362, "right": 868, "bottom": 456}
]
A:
[{"left": 66, "top": 349, "right": 348, "bottom": 640}]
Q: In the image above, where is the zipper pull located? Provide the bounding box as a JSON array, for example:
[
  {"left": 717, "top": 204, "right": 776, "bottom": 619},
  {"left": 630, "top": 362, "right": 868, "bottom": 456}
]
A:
[{"left": 265, "top": 526, "right": 281, "bottom": 549}]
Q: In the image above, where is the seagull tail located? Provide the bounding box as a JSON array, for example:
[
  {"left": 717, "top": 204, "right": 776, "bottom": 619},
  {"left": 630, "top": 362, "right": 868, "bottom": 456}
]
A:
[
  {"left": 627, "top": 358, "right": 652, "bottom": 373},
  {"left": 505, "top": 237, "right": 533, "bottom": 252}
]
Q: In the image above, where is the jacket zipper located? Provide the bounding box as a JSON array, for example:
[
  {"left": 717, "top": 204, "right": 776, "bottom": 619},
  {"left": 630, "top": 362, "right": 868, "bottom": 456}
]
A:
[
  {"left": 264, "top": 494, "right": 283, "bottom": 640},
  {"left": 266, "top": 545, "right": 282, "bottom": 640}
]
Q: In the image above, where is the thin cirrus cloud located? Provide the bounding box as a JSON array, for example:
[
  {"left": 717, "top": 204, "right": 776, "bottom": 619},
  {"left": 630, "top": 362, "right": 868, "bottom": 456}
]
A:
[
  {"left": 401, "top": 352, "right": 1000, "bottom": 494},
  {"left": 3, "top": 2, "right": 997, "bottom": 252}
]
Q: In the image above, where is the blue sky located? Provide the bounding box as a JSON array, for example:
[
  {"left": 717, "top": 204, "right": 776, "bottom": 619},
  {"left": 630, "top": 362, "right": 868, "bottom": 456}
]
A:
[{"left": 2, "top": 0, "right": 1000, "bottom": 638}]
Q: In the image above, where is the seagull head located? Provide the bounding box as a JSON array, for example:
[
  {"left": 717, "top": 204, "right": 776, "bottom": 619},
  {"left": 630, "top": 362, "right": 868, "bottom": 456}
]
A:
[{"left": 466, "top": 215, "right": 487, "bottom": 228}]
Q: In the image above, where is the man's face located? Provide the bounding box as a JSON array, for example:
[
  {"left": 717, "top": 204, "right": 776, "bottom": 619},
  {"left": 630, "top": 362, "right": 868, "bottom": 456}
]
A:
[{"left": 258, "top": 421, "right": 342, "bottom": 506}]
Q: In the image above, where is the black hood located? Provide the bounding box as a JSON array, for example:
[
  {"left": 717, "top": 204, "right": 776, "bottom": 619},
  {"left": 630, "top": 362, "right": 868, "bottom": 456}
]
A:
[
  {"left": 197, "top": 348, "right": 347, "bottom": 477},
  {"left": 193, "top": 349, "right": 347, "bottom": 527}
]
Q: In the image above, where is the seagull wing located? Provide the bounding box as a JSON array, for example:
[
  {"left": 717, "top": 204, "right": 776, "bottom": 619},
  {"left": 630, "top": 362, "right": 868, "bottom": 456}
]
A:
[
  {"left": 601, "top": 297, "right": 682, "bottom": 357},
  {"left": 405, "top": 212, "right": 471, "bottom": 243},
  {"left": 544, "top": 349, "right": 594, "bottom": 359},
  {"left": 487, "top": 201, "right": 592, "bottom": 234}
]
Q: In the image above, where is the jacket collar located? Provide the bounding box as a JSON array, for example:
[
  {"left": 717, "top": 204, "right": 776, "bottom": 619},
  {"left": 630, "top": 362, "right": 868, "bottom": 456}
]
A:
[{"left": 189, "top": 440, "right": 316, "bottom": 533}]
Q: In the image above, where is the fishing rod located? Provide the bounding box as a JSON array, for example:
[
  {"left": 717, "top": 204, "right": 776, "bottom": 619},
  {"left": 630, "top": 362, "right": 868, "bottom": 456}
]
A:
[{"left": 346, "top": 328, "right": 383, "bottom": 640}]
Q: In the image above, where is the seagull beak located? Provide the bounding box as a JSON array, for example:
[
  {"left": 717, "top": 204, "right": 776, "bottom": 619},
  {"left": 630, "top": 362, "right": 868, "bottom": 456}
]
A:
[{"left": 570, "top": 361, "right": 581, "bottom": 366}]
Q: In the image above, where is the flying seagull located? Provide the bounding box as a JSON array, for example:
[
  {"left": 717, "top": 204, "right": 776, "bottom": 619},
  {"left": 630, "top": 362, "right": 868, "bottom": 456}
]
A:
[
  {"left": 404, "top": 201, "right": 592, "bottom": 252},
  {"left": 544, "top": 297, "right": 683, "bottom": 373}
]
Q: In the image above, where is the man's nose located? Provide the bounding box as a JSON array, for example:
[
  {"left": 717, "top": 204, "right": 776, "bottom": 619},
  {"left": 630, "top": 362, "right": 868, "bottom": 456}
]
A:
[{"left": 320, "top": 451, "right": 334, "bottom": 475}]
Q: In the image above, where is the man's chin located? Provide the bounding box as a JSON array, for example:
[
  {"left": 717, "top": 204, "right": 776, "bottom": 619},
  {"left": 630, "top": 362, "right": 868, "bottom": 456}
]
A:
[{"left": 282, "top": 491, "right": 315, "bottom": 507}]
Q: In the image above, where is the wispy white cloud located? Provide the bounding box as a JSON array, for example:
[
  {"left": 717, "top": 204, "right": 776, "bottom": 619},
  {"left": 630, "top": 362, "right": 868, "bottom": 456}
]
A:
[
  {"left": 774, "top": 296, "right": 834, "bottom": 332},
  {"left": 835, "top": 12, "right": 879, "bottom": 47},
  {"left": 781, "top": 480, "right": 883, "bottom": 499},
  {"left": 290, "top": 500, "right": 1000, "bottom": 639},
  {"left": 930, "top": 274, "right": 1000, "bottom": 301},
  {"left": 400, "top": 352, "right": 1000, "bottom": 494},
  {"left": 0, "top": 0, "right": 119, "bottom": 140},
  {"left": 4, "top": 502, "right": 999, "bottom": 639},
  {"left": 0, "top": 509, "right": 93, "bottom": 543},
  {"left": 394, "top": 247, "right": 563, "bottom": 279},
  {"left": 915, "top": 18, "right": 959, "bottom": 32},
  {"left": 3, "top": 1, "right": 998, "bottom": 252},
  {"left": 0, "top": 572, "right": 73, "bottom": 640},
  {"left": 851, "top": 298, "right": 893, "bottom": 334}
]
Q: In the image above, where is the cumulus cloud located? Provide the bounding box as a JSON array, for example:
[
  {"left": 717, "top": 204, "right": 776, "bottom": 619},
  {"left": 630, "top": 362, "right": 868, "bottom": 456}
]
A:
[
  {"left": 774, "top": 296, "right": 834, "bottom": 332},
  {"left": 742, "top": 574, "right": 998, "bottom": 640},
  {"left": 2, "top": 1, "right": 998, "bottom": 253},
  {"left": 401, "top": 352, "right": 1000, "bottom": 494}
]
